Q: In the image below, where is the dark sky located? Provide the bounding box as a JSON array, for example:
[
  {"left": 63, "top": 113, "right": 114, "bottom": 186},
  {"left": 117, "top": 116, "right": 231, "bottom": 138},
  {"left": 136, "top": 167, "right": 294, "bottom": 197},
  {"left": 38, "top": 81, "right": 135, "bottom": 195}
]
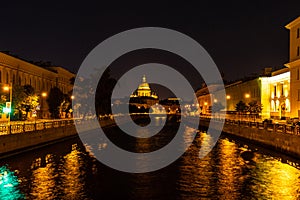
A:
[{"left": 1, "top": 1, "right": 300, "bottom": 81}]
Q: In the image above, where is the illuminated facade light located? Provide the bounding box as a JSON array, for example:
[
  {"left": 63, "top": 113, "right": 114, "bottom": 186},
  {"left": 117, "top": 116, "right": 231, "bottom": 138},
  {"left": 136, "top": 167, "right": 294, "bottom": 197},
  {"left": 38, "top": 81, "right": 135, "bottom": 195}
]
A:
[
  {"left": 226, "top": 95, "right": 231, "bottom": 100},
  {"left": 245, "top": 93, "right": 250, "bottom": 98}
]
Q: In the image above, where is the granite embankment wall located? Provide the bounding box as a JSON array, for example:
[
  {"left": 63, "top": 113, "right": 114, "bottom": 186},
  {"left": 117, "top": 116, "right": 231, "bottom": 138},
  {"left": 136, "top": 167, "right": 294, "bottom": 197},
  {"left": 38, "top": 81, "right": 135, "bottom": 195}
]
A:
[
  {"left": 0, "top": 118, "right": 116, "bottom": 158},
  {"left": 195, "top": 117, "right": 300, "bottom": 158}
]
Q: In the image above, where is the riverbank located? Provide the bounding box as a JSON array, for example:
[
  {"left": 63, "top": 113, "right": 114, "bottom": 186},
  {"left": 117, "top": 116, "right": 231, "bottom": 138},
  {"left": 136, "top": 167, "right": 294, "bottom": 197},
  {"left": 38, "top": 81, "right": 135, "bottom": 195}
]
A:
[
  {"left": 195, "top": 117, "right": 300, "bottom": 159},
  {"left": 0, "top": 118, "right": 116, "bottom": 159}
]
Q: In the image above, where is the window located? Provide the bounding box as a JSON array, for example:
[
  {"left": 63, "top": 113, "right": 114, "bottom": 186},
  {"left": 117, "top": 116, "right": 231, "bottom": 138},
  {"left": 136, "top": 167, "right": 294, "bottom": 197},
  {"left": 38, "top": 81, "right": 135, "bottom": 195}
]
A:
[
  {"left": 298, "top": 28, "right": 300, "bottom": 39},
  {"left": 298, "top": 68, "right": 299, "bottom": 80},
  {"left": 0, "top": 70, "right": 2, "bottom": 83},
  {"left": 281, "top": 83, "right": 284, "bottom": 97},
  {"left": 298, "top": 46, "right": 300, "bottom": 57},
  {"left": 274, "top": 85, "right": 277, "bottom": 97},
  {"left": 6, "top": 73, "right": 9, "bottom": 84}
]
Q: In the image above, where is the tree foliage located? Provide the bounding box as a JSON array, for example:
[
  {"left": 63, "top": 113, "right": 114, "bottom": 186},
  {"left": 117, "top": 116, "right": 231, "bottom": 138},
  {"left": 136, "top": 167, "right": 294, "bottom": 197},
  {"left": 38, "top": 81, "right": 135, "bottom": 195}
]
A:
[
  {"left": 73, "top": 68, "right": 116, "bottom": 118},
  {"left": 211, "top": 102, "right": 225, "bottom": 113},
  {"left": 46, "top": 87, "right": 64, "bottom": 118},
  {"left": 235, "top": 101, "right": 247, "bottom": 113},
  {"left": 0, "top": 84, "right": 39, "bottom": 120},
  {"left": 247, "top": 100, "right": 263, "bottom": 115}
]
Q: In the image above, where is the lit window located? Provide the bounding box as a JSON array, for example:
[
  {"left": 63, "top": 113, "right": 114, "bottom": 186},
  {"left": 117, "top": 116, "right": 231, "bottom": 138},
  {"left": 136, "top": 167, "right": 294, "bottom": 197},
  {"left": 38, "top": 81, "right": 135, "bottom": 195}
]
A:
[
  {"left": 271, "top": 100, "right": 275, "bottom": 111},
  {"left": 276, "top": 100, "right": 280, "bottom": 111}
]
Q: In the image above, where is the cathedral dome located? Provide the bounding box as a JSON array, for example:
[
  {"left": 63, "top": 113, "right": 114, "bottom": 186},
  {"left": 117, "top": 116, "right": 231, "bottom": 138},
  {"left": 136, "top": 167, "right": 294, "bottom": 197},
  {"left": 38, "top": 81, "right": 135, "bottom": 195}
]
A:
[{"left": 130, "top": 75, "right": 158, "bottom": 99}]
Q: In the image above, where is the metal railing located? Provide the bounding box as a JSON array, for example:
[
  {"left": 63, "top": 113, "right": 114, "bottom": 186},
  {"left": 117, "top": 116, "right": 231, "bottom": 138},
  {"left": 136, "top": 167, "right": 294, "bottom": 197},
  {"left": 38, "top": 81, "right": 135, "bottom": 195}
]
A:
[
  {"left": 223, "top": 118, "right": 300, "bottom": 135},
  {"left": 0, "top": 119, "right": 75, "bottom": 135}
]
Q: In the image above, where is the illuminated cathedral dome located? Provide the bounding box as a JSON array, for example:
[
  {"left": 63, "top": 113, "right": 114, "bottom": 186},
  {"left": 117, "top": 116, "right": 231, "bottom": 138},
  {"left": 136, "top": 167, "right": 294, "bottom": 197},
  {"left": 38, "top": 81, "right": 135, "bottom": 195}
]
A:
[{"left": 130, "top": 75, "right": 158, "bottom": 99}]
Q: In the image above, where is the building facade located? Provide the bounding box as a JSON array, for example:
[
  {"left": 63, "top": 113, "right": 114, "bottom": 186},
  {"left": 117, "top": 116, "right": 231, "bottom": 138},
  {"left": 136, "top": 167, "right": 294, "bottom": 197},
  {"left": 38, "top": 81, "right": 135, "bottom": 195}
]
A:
[
  {"left": 196, "top": 17, "right": 300, "bottom": 120},
  {"left": 285, "top": 16, "right": 300, "bottom": 118},
  {"left": 130, "top": 75, "right": 159, "bottom": 109},
  {"left": 0, "top": 52, "right": 75, "bottom": 119}
]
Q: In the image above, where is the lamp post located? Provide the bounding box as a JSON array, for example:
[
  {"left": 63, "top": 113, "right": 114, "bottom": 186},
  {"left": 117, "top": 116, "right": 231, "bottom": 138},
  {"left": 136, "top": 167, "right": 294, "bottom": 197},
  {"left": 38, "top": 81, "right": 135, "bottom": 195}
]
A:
[
  {"left": 41, "top": 92, "right": 47, "bottom": 119},
  {"left": 3, "top": 83, "right": 12, "bottom": 125}
]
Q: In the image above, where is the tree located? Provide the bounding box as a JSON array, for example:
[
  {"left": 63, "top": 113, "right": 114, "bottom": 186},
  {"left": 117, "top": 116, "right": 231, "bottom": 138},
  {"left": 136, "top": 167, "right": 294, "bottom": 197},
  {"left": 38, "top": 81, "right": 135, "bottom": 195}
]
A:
[
  {"left": 247, "top": 100, "right": 263, "bottom": 121},
  {"left": 95, "top": 68, "right": 117, "bottom": 115},
  {"left": 47, "top": 87, "right": 64, "bottom": 118},
  {"left": 0, "top": 84, "right": 39, "bottom": 120},
  {"left": 21, "top": 85, "right": 39, "bottom": 119},
  {"left": 235, "top": 101, "right": 247, "bottom": 114},
  {"left": 211, "top": 102, "right": 225, "bottom": 118},
  {"left": 61, "top": 93, "right": 72, "bottom": 117}
]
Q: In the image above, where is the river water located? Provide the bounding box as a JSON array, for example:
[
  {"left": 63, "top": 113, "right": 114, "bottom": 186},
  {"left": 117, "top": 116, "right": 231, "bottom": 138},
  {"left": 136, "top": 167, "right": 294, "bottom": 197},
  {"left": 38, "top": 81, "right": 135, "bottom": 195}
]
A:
[{"left": 0, "top": 116, "right": 300, "bottom": 199}]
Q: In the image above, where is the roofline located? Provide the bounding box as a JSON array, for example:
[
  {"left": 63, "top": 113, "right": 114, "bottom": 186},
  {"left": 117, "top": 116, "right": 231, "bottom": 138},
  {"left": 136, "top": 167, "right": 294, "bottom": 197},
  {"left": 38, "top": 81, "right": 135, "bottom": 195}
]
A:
[{"left": 285, "top": 16, "right": 300, "bottom": 29}]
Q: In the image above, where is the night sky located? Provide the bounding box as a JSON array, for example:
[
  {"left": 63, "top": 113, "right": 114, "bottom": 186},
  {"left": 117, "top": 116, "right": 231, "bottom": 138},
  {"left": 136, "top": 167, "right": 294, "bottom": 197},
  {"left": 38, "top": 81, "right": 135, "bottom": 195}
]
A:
[{"left": 1, "top": 2, "right": 300, "bottom": 82}]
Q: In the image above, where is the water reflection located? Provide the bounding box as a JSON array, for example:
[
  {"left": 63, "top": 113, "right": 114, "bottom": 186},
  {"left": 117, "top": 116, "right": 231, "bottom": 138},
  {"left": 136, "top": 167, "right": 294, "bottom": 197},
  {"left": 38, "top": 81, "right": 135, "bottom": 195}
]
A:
[
  {"left": 30, "top": 154, "right": 57, "bottom": 199},
  {"left": 0, "top": 124, "right": 300, "bottom": 199},
  {"left": 59, "top": 144, "right": 87, "bottom": 200},
  {"left": 178, "top": 133, "right": 300, "bottom": 199},
  {"left": 0, "top": 165, "right": 24, "bottom": 200},
  {"left": 251, "top": 156, "right": 300, "bottom": 199}
]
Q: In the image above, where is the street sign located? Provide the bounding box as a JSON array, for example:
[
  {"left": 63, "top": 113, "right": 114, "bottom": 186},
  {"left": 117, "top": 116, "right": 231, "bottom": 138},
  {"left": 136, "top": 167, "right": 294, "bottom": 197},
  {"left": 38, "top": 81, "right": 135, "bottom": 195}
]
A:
[
  {"left": 3, "top": 102, "right": 11, "bottom": 113},
  {"left": 6, "top": 102, "right": 11, "bottom": 109}
]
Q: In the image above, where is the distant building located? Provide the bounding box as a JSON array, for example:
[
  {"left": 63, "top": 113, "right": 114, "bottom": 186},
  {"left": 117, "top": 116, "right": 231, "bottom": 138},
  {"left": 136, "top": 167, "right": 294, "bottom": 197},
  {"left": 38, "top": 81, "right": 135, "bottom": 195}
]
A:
[
  {"left": 159, "top": 97, "right": 181, "bottom": 114},
  {"left": 130, "top": 75, "right": 158, "bottom": 99},
  {"left": 0, "top": 52, "right": 75, "bottom": 119},
  {"left": 130, "top": 75, "right": 159, "bottom": 109}
]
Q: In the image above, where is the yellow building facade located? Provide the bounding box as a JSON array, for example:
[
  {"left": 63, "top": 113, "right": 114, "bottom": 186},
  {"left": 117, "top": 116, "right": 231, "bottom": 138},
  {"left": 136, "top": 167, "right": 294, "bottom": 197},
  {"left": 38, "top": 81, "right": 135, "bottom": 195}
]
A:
[
  {"left": 0, "top": 52, "right": 75, "bottom": 119},
  {"left": 197, "top": 16, "right": 300, "bottom": 120},
  {"left": 285, "top": 16, "right": 300, "bottom": 118},
  {"left": 197, "top": 68, "right": 290, "bottom": 120}
]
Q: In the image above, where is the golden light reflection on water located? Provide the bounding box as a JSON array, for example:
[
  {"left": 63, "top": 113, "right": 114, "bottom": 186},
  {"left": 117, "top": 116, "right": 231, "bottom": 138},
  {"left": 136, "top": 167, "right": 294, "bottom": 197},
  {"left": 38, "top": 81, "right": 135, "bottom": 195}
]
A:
[
  {"left": 30, "top": 154, "right": 57, "bottom": 200},
  {"left": 178, "top": 130, "right": 300, "bottom": 199},
  {"left": 3, "top": 125, "right": 300, "bottom": 199},
  {"left": 179, "top": 132, "right": 214, "bottom": 199},
  {"left": 252, "top": 157, "right": 300, "bottom": 199},
  {"left": 217, "top": 138, "right": 242, "bottom": 199},
  {"left": 60, "top": 144, "right": 87, "bottom": 200},
  {"left": 28, "top": 144, "right": 89, "bottom": 200}
]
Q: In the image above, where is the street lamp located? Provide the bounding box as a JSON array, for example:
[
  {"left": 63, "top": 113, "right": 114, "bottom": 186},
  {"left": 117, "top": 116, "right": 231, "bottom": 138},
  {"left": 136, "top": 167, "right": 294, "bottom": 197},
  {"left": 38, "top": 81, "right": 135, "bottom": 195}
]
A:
[
  {"left": 3, "top": 83, "right": 12, "bottom": 125},
  {"left": 41, "top": 92, "right": 47, "bottom": 118}
]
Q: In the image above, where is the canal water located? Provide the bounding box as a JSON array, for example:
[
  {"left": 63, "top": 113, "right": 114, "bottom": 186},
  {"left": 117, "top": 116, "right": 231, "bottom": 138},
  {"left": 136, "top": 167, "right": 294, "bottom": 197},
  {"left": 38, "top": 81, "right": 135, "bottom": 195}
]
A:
[{"left": 1, "top": 116, "right": 300, "bottom": 199}]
